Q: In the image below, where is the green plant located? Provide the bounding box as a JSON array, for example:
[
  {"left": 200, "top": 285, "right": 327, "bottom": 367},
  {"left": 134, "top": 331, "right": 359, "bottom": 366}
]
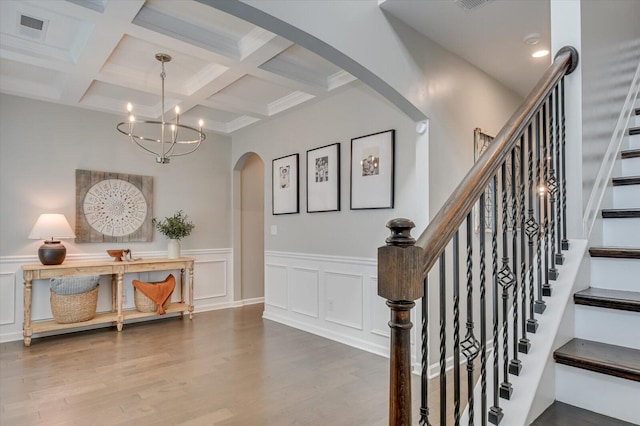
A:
[{"left": 152, "top": 210, "right": 195, "bottom": 240}]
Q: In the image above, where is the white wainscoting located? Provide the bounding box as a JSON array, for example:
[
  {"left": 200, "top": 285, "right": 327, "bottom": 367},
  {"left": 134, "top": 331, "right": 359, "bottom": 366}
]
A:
[
  {"left": 264, "top": 251, "right": 417, "bottom": 361},
  {"left": 0, "top": 248, "right": 234, "bottom": 343}
]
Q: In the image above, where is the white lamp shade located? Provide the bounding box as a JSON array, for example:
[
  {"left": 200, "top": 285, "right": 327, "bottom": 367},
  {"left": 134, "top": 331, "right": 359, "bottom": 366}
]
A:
[{"left": 28, "top": 214, "right": 76, "bottom": 240}]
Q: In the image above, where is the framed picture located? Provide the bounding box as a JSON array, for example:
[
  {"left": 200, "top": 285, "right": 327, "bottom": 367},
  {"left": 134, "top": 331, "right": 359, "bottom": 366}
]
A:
[
  {"left": 474, "top": 128, "right": 520, "bottom": 233},
  {"left": 306, "top": 143, "right": 340, "bottom": 213},
  {"left": 272, "top": 153, "right": 299, "bottom": 215},
  {"left": 76, "top": 169, "right": 153, "bottom": 242},
  {"left": 350, "top": 129, "right": 395, "bottom": 210}
]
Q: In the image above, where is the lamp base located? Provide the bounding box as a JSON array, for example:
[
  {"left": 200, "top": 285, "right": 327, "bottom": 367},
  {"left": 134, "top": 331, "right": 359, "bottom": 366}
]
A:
[{"left": 38, "top": 240, "right": 67, "bottom": 265}]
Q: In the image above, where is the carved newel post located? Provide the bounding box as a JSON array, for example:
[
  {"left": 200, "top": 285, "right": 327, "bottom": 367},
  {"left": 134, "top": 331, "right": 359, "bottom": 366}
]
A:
[{"left": 378, "top": 219, "right": 424, "bottom": 425}]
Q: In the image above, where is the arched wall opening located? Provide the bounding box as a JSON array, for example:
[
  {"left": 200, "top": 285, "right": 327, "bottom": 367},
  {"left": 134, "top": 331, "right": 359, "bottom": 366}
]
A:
[{"left": 233, "top": 152, "right": 265, "bottom": 303}]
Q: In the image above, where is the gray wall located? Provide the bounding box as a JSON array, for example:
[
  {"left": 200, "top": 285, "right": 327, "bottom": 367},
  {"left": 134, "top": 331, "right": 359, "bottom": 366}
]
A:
[
  {"left": 232, "top": 83, "right": 419, "bottom": 259},
  {"left": 0, "top": 95, "right": 232, "bottom": 257}
]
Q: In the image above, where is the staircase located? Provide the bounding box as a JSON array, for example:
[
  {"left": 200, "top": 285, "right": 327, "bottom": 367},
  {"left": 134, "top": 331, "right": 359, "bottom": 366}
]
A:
[{"left": 545, "top": 105, "right": 640, "bottom": 423}]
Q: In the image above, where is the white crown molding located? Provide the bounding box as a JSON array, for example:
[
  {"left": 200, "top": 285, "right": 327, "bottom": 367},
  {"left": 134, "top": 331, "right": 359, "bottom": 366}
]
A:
[{"left": 267, "top": 90, "right": 314, "bottom": 116}]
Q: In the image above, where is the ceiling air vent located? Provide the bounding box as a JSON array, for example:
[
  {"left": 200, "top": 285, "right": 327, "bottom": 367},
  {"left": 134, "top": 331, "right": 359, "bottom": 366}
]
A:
[
  {"left": 16, "top": 13, "right": 49, "bottom": 41},
  {"left": 454, "top": 0, "right": 492, "bottom": 11}
]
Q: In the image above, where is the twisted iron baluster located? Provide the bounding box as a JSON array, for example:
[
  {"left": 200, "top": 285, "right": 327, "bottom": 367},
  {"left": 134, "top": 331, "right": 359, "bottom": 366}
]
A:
[
  {"left": 421, "top": 276, "right": 431, "bottom": 426},
  {"left": 526, "top": 118, "right": 540, "bottom": 333},
  {"left": 534, "top": 107, "right": 547, "bottom": 315},
  {"left": 480, "top": 192, "right": 488, "bottom": 426},
  {"left": 542, "top": 99, "right": 555, "bottom": 295},
  {"left": 499, "top": 161, "right": 514, "bottom": 400},
  {"left": 462, "top": 213, "right": 480, "bottom": 426},
  {"left": 488, "top": 176, "right": 503, "bottom": 425},
  {"left": 520, "top": 129, "right": 532, "bottom": 352},
  {"left": 440, "top": 252, "right": 447, "bottom": 426},
  {"left": 510, "top": 142, "right": 524, "bottom": 373},
  {"left": 553, "top": 84, "right": 565, "bottom": 266},
  {"left": 547, "top": 89, "right": 559, "bottom": 282},
  {"left": 560, "top": 78, "right": 570, "bottom": 251},
  {"left": 453, "top": 231, "right": 461, "bottom": 426}
]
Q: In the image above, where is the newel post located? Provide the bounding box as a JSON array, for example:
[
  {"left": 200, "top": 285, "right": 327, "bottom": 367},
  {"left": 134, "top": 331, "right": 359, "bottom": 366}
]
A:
[{"left": 378, "top": 219, "right": 424, "bottom": 426}]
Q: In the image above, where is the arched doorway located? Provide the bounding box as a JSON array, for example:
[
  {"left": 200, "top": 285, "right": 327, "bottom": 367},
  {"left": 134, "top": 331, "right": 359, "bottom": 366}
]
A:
[{"left": 233, "top": 152, "right": 265, "bottom": 304}]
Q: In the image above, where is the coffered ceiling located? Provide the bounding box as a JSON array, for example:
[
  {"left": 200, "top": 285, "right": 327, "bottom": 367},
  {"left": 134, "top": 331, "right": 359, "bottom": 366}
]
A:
[
  {"left": 0, "top": 0, "right": 356, "bottom": 134},
  {"left": 1, "top": 0, "right": 552, "bottom": 135}
]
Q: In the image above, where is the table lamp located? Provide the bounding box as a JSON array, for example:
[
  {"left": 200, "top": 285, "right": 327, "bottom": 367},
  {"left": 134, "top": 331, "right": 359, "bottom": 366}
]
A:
[{"left": 28, "top": 214, "right": 76, "bottom": 265}]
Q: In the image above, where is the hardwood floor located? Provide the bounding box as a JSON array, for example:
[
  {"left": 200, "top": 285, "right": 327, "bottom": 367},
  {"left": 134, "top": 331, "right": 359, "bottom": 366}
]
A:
[{"left": 1, "top": 304, "right": 421, "bottom": 425}]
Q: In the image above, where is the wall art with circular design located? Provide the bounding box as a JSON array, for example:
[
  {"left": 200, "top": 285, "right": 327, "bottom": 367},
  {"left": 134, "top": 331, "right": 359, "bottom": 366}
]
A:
[{"left": 75, "top": 169, "right": 153, "bottom": 243}]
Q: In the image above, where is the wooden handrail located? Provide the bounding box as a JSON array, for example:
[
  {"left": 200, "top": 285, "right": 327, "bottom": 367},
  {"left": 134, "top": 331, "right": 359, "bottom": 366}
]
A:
[{"left": 416, "top": 46, "right": 579, "bottom": 278}]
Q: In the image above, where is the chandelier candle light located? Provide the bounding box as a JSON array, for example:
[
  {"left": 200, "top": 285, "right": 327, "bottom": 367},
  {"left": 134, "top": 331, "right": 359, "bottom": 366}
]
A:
[{"left": 116, "top": 53, "right": 206, "bottom": 164}]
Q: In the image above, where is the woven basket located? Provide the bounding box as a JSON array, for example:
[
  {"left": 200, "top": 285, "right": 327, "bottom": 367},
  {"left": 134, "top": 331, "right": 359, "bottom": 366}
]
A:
[
  {"left": 50, "top": 285, "right": 99, "bottom": 324},
  {"left": 134, "top": 287, "right": 171, "bottom": 313}
]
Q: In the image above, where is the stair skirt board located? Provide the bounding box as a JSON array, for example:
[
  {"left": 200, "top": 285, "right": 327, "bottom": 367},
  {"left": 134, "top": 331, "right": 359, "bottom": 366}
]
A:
[
  {"left": 602, "top": 217, "right": 640, "bottom": 246},
  {"left": 556, "top": 364, "right": 640, "bottom": 424},
  {"left": 458, "top": 240, "right": 588, "bottom": 426},
  {"left": 574, "top": 305, "right": 640, "bottom": 350},
  {"left": 591, "top": 257, "right": 640, "bottom": 292}
]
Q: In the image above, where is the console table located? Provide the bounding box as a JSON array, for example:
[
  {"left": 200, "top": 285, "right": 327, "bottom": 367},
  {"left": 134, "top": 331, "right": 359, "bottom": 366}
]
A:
[{"left": 22, "top": 257, "right": 194, "bottom": 346}]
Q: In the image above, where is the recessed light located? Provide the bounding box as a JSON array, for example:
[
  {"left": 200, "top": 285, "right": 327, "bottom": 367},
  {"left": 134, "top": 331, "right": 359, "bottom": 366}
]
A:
[
  {"left": 523, "top": 33, "right": 541, "bottom": 46},
  {"left": 532, "top": 49, "right": 549, "bottom": 58}
]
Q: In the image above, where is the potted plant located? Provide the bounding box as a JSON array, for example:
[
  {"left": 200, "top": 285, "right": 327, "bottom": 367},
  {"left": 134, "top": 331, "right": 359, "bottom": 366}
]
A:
[{"left": 152, "top": 210, "right": 195, "bottom": 258}]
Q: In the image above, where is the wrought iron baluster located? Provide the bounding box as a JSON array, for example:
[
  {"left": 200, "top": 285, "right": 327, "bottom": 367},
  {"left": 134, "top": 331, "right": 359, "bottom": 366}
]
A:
[
  {"left": 541, "top": 101, "right": 553, "bottom": 297},
  {"left": 510, "top": 141, "right": 524, "bottom": 373},
  {"left": 479, "top": 192, "right": 488, "bottom": 426},
  {"left": 553, "top": 83, "right": 565, "bottom": 266},
  {"left": 453, "top": 231, "right": 461, "bottom": 426},
  {"left": 499, "top": 161, "right": 514, "bottom": 400},
  {"left": 526, "top": 119, "right": 540, "bottom": 333},
  {"left": 440, "top": 252, "right": 447, "bottom": 426},
  {"left": 519, "top": 129, "right": 532, "bottom": 353},
  {"left": 547, "top": 90, "right": 559, "bottom": 281},
  {"left": 534, "top": 107, "right": 547, "bottom": 315},
  {"left": 489, "top": 176, "right": 503, "bottom": 425},
  {"left": 421, "top": 276, "right": 431, "bottom": 426},
  {"left": 462, "top": 213, "right": 480, "bottom": 426},
  {"left": 560, "top": 78, "right": 570, "bottom": 250}
]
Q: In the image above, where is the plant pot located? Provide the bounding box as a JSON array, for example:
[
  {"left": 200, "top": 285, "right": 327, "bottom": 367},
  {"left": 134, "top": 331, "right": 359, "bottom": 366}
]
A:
[{"left": 168, "top": 239, "right": 181, "bottom": 259}]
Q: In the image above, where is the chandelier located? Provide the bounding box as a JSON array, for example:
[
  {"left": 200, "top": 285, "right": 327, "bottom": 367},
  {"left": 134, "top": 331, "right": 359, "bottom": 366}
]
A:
[{"left": 116, "top": 53, "right": 206, "bottom": 164}]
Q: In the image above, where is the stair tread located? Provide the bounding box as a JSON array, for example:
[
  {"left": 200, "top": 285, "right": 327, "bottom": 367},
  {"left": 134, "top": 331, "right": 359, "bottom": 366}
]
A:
[
  {"left": 575, "top": 288, "right": 640, "bottom": 312},
  {"left": 612, "top": 176, "right": 640, "bottom": 186},
  {"left": 589, "top": 247, "right": 640, "bottom": 259},
  {"left": 554, "top": 338, "right": 640, "bottom": 382},
  {"left": 601, "top": 208, "right": 640, "bottom": 218},
  {"left": 621, "top": 149, "right": 640, "bottom": 159},
  {"left": 636, "top": 108, "right": 640, "bottom": 116},
  {"left": 630, "top": 126, "right": 640, "bottom": 136},
  {"left": 531, "top": 401, "right": 635, "bottom": 426}
]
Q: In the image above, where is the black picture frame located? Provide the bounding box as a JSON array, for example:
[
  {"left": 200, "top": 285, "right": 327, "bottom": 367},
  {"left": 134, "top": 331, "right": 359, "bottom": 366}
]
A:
[
  {"left": 350, "top": 129, "right": 395, "bottom": 210},
  {"left": 306, "top": 143, "right": 341, "bottom": 213},
  {"left": 272, "top": 153, "right": 299, "bottom": 215}
]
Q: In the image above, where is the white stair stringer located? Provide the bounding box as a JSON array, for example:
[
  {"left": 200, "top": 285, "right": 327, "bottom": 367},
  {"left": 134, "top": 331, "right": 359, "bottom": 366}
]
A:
[
  {"left": 556, "top": 364, "right": 640, "bottom": 424},
  {"left": 459, "top": 240, "right": 588, "bottom": 426}
]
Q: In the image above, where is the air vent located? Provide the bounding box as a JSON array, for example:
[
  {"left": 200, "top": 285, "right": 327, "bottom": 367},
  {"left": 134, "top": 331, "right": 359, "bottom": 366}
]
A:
[
  {"left": 454, "top": 0, "right": 492, "bottom": 11},
  {"left": 16, "top": 13, "right": 49, "bottom": 41}
]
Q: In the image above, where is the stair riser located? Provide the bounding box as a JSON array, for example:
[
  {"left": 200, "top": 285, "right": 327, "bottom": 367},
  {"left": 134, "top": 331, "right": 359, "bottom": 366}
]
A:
[
  {"left": 574, "top": 305, "right": 640, "bottom": 350},
  {"left": 602, "top": 217, "right": 640, "bottom": 246},
  {"left": 556, "top": 365, "right": 640, "bottom": 424},
  {"left": 612, "top": 185, "right": 640, "bottom": 209},
  {"left": 630, "top": 132, "right": 640, "bottom": 149},
  {"left": 622, "top": 156, "right": 640, "bottom": 175},
  {"left": 591, "top": 258, "right": 640, "bottom": 292}
]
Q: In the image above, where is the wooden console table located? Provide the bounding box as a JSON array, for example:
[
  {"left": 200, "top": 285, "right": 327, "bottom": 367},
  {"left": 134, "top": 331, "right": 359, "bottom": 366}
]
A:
[{"left": 22, "top": 257, "right": 194, "bottom": 346}]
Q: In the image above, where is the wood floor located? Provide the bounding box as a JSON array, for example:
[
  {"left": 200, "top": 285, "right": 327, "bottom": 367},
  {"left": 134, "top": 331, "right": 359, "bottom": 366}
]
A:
[{"left": 1, "top": 304, "right": 422, "bottom": 425}]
